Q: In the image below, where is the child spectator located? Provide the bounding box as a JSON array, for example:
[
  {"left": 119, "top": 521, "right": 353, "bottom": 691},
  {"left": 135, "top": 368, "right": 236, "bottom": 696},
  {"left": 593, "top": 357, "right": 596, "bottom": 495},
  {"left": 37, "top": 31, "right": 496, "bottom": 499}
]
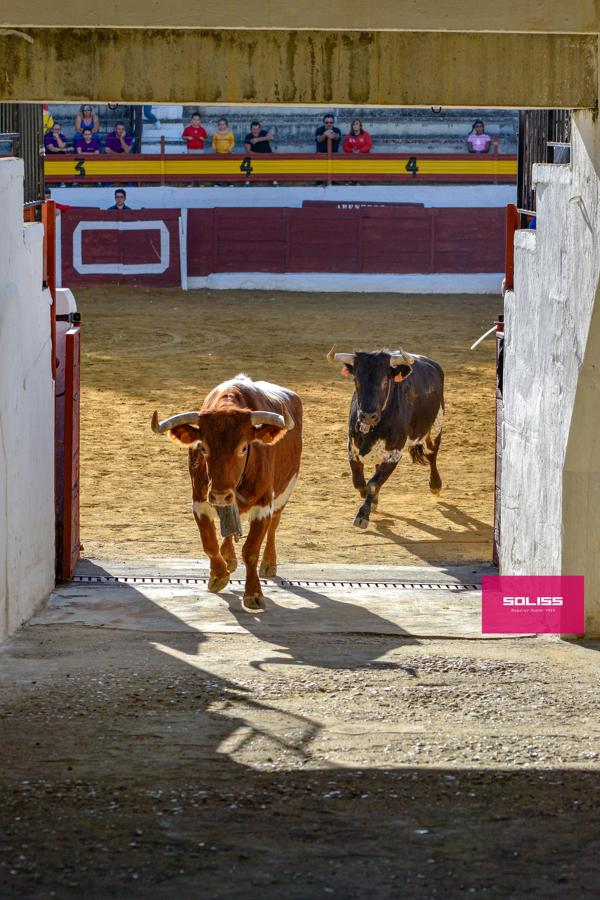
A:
[
  {"left": 212, "top": 118, "right": 235, "bottom": 154},
  {"left": 107, "top": 189, "right": 131, "bottom": 210},
  {"left": 182, "top": 112, "right": 208, "bottom": 153},
  {"left": 75, "top": 104, "right": 100, "bottom": 137},
  {"left": 44, "top": 123, "right": 69, "bottom": 154},
  {"left": 343, "top": 119, "right": 372, "bottom": 154},
  {"left": 467, "top": 119, "right": 492, "bottom": 153},
  {"left": 105, "top": 122, "right": 133, "bottom": 154},
  {"left": 77, "top": 128, "right": 101, "bottom": 154},
  {"left": 45, "top": 188, "right": 71, "bottom": 212}
]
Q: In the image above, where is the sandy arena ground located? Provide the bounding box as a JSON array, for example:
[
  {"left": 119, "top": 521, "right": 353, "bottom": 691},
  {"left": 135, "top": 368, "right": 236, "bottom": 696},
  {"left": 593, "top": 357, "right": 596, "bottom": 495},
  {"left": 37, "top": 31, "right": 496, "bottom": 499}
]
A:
[{"left": 78, "top": 289, "right": 499, "bottom": 566}]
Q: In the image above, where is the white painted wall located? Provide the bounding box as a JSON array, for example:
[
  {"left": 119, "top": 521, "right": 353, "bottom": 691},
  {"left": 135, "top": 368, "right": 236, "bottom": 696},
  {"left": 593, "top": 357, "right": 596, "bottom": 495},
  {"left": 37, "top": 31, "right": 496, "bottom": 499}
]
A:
[
  {"left": 0, "top": 158, "right": 55, "bottom": 642},
  {"left": 501, "top": 112, "right": 600, "bottom": 636},
  {"left": 50, "top": 183, "right": 516, "bottom": 211}
]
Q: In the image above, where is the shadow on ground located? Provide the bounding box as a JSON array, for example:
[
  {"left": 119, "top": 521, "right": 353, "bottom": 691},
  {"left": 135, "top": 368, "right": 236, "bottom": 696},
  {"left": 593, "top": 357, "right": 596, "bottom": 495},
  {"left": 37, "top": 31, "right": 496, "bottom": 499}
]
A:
[{"left": 1, "top": 574, "right": 598, "bottom": 899}]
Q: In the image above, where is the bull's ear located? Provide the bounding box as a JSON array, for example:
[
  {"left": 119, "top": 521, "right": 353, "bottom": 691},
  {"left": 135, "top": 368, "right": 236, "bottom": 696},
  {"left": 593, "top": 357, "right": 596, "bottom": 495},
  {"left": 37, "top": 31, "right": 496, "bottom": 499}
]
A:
[
  {"left": 253, "top": 424, "right": 288, "bottom": 445},
  {"left": 341, "top": 365, "right": 353, "bottom": 377},
  {"left": 392, "top": 364, "right": 413, "bottom": 383},
  {"left": 168, "top": 424, "right": 201, "bottom": 446}
]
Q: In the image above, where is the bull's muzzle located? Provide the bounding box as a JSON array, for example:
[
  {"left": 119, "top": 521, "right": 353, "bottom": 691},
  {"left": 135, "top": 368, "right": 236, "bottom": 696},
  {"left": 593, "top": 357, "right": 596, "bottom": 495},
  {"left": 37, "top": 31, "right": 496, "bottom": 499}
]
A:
[
  {"left": 208, "top": 488, "right": 236, "bottom": 507},
  {"left": 358, "top": 410, "right": 380, "bottom": 432}
]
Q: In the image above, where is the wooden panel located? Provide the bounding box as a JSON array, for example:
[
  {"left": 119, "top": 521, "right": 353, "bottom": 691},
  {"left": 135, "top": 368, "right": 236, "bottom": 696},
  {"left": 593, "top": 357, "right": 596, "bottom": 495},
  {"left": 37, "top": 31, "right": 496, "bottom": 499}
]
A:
[
  {"left": 187, "top": 209, "right": 215, "bottom": 277},
  {"left": 288, "top": 210, "right": 360, "bottom": 272},
  {"left": 59, "top": 209, "right": 181, "bottom": 286},
  {"left": 361, "top": 209, "right": 433, "bottom": 273},
  {"left": 434, "top": 208, "right": 505, "bottom": 272}
]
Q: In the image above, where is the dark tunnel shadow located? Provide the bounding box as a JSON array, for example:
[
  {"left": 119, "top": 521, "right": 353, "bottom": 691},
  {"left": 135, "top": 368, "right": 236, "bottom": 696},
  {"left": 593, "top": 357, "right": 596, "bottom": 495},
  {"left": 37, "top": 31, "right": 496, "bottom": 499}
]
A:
[{"left": 2, "top": 561, "right": 599, "bottom": 899}]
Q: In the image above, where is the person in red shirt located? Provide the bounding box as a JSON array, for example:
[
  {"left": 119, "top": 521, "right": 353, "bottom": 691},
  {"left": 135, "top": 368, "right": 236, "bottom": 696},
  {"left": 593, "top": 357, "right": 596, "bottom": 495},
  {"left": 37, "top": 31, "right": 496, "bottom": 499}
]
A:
[
  {"left": 182, "top": 112, "right": 208, "bottom": 153},
  {"left": 343, "top": 119, "right": 373, "bottom": 154}
]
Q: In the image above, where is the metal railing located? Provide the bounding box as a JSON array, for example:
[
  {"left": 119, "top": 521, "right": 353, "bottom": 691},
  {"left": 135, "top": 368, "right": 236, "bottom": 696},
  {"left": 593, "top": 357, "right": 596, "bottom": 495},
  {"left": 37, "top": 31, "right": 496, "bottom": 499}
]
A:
[
  {"left": 517, "top": 110, "right": 571, "bottom": 221},
  {"left": 44, "top": 149, "right": 518, "bottom": 187},
  {"left": 0, "top": 104, "right": 45, "bottom": 207}
]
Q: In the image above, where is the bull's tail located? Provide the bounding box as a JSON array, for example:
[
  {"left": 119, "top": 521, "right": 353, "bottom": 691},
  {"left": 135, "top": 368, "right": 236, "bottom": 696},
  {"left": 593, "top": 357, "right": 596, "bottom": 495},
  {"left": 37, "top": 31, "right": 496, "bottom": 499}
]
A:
[{"left": 409, "top": 444, "right": 428, "bottom": 466}]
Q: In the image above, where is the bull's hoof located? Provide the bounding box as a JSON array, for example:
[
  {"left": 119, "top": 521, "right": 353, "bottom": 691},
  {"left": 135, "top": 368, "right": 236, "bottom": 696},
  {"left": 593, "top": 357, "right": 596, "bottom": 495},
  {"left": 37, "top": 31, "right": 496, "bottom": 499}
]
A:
[
  {"left": 259, "top": 560, "right": 277, "bottom": 578},
  {"left": 242, "top": 593, "right": 265, "bottom": 613},
  {"left": 430, "top": 485, "right": 442, "bottom": 496},
  {"left": 224, "top": 557, "right": 238, "bottom": 574},
  {"left": 358, "top": 487, "right": 368, "bottom": 499},
  {"left": 207, "top": 573, "right": 230, "bottom": 593},
  {"left": 353, "top": 514, "right": 369, "bottom": 530}
]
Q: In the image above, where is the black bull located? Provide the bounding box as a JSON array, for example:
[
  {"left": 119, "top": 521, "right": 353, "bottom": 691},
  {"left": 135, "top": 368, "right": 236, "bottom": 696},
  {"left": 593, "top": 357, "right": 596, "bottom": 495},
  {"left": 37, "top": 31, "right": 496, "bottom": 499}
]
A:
[{"left": 332, "top": 349, "right": 445, "bottom": 529}]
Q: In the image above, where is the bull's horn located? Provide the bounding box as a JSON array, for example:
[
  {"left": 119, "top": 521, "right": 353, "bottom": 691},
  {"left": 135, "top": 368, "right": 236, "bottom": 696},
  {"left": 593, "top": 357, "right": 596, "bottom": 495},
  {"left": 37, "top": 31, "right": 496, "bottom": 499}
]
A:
[
  {"left": 250, "top": 411, "right": 288, "bottom": 430},
  {"left": 389, "top": 350, "right": 415, "bottom": 367},
  {"left": 327, "top": 347, "right": 356, "bottom": 367},
  {"left": 151, "top": 410, "right": 200, "bottom": 434}
]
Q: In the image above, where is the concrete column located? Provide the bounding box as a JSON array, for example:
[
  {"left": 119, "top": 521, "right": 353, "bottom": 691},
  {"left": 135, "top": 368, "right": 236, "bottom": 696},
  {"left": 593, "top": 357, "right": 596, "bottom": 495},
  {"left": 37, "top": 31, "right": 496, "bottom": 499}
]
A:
[{"left": 501, "top": 110, "right": 600, "bottom": 636}]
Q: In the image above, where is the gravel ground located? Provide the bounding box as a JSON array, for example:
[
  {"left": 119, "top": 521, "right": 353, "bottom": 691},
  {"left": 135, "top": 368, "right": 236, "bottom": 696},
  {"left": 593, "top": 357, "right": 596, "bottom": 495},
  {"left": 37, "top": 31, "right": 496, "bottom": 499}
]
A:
[{"left": 1, "top": 622, "right": 600, "bottom": 898}]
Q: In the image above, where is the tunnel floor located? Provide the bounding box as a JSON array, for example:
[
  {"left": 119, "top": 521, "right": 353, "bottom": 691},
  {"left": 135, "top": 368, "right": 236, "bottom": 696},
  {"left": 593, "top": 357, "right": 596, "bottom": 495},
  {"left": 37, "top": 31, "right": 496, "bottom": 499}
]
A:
[{"left": 1, "top": 558, "right": 600, "bottom": 897}]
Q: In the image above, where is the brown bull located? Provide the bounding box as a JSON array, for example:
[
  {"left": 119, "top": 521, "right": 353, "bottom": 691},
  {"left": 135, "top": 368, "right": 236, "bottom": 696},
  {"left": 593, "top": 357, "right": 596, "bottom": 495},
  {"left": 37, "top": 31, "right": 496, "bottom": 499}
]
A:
[{"left": 151, "top": 375, "right": 302, "bottom": 612}]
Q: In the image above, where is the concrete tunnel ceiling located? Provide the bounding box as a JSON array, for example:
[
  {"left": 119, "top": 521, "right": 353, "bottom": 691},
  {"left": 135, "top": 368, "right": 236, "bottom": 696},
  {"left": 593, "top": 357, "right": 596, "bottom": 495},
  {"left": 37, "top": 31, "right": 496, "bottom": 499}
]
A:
[{"left": 0, "top": 21, "right": 599, "bottom": 109}]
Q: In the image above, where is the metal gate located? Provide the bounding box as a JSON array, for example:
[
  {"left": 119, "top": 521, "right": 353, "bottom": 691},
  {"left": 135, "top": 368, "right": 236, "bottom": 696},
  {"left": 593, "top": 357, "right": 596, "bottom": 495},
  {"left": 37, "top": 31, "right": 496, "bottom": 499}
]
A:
[{"left": 0, "top": 103, "right": 44, "bottom": 207}]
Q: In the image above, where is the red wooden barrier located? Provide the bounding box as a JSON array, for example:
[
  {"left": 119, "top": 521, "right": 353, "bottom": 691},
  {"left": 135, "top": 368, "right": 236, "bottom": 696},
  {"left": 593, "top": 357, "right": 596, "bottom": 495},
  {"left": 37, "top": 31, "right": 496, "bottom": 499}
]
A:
[
  {"left": 59, "top": 209, "right": 182, "bottom": 287},
  {"left": 58, "top": 327, "right": 81, "bottom": 581},
  {"left": 187, "top": 206, "right": 506, "bottom": 277},
  {"left": 504, "top": 203, "right": 520, "bottom": 291}
]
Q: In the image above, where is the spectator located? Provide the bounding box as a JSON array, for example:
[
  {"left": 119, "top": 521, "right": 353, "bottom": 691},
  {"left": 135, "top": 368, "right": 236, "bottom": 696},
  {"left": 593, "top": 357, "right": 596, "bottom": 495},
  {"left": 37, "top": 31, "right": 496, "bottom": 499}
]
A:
[
  {"left": 45, "top": 188, "right": 71, "bottom": 212},
  {"left": 315, "top": 114, "right": 341, "bottom": 153},
  {"left": 75, "top": 104, "right": 100, "bottom": 137},
  {"left": 467, "top": 119, "right": 492, "bottom": 153},
  {"left": 212, "top": 117, "right": 235, "bottom": 154},
  {"left": 182, "top": 112, "right": 208, "bottom": 153},
  {"left": 244, "top": 121, "right": 274, "bottom": 153},
  {"left": 105, "top": 122, "right": 133, "bottom": 155},
  {"left": 42, "top": 104, "right": 54, "bottom": 134},
  {"left": 107, "top": 189, "right": 131, "bottom": 210},
  {"left": 343, "top": 119, "right": 373, "bottom": 154},
  {"left": 143, "top": 105, "right": 159, "bottom": 125},
  {"left": 77, "top": 128, "right": 101, "bottom": 154},
  {"left": 44, "top": 122, "right": 69, "bottom": 154}
]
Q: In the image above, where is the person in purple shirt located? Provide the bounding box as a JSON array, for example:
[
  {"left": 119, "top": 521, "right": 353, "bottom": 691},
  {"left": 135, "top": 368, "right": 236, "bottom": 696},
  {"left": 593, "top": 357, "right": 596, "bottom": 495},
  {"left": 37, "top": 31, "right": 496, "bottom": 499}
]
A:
[
  {"left": 104, "top": 122, "right": 133, "bottom": 155},
  {"left": 44, "top": 123, "right": 69, "bottom": 154},
  {"left": 77, "top": 128, "right": 101, "bottom": 154}
]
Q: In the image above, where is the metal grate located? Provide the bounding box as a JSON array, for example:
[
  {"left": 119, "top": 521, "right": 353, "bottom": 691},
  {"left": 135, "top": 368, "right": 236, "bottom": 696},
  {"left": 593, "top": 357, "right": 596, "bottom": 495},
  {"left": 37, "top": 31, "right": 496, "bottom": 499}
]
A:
[
  {"left": 517, "top": 109, "right": 571, "bottom": 221},
  {"left": 0, "top": 103, "right": 44, "bottom": 207},
  {"left": 71, "top": 574, "right": 480, "bottom": 591}
]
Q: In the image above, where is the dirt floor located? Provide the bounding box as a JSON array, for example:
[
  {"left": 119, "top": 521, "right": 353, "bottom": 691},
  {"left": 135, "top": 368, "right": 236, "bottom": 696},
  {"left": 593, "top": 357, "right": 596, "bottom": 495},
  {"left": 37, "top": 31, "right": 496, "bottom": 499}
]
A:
[
  {"left": 78, "top": 288, "right": 499, "bottom": 565},
  {"left": 1, "top": 620, "right": 600, "bottom": 898}
]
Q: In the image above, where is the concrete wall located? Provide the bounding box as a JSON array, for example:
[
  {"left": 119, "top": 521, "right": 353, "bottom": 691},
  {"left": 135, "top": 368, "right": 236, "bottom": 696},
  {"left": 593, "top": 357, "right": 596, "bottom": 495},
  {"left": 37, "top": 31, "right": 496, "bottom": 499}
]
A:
[
  {"left": 501, "top": 111, "right": 600, "bottom": 636},
  {"left": 3, "top": 0, "right": 598, "bottom": 32},
  {"left": 0, "top": 158, "right": 55, "bottom": 642},
  {"left": 1, "top": 29, "right": 597, "bottom": 107}
]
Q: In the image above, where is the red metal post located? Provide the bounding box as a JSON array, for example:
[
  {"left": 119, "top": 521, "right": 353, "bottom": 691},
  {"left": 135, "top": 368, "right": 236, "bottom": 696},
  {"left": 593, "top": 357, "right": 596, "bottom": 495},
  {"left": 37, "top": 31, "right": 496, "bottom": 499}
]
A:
[
  {"left": 504, "top": 203, "right": 520, "bottom": 292},
  {"left": 326, "top": 138, "right": 333, "bottom": 187},
  {"left": 60, "top": 326, "right": 81, "bottom": 580},
  {"left": 160, "top": 135, "right": 166, "bottom": 186}
]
